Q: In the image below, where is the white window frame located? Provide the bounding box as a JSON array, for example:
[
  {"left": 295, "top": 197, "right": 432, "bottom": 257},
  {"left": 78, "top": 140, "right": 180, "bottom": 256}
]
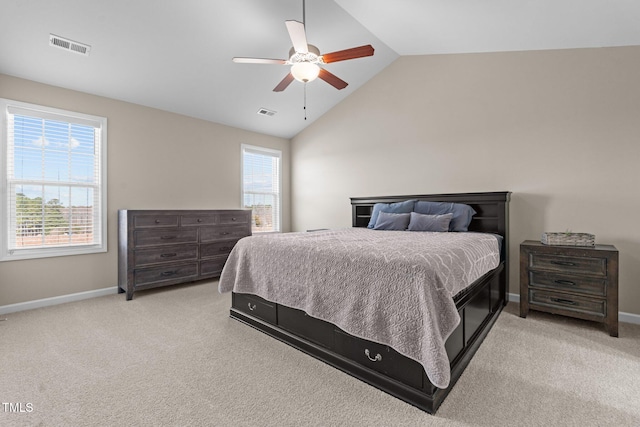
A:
[
  {"left": 0, "top": 98, "right": 107, "bottom": 261},
  {"left": 241, "top": 144, "right": 282, "bottom": 233}
]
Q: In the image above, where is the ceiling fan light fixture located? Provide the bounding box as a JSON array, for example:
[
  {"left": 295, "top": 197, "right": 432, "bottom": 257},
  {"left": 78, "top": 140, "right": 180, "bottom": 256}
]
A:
[{"left": 291, "top": 62, "right": 320, "bottom": 83}]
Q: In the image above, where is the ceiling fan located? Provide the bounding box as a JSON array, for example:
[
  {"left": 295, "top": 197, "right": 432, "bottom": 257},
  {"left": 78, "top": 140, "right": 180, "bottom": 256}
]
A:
[{"left": 232, "top": 0, "right": 374, "bottom": 92}]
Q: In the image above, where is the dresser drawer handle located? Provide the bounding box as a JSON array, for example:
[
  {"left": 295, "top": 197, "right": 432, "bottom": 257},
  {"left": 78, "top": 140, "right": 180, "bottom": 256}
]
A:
[
  {"left": 247, "top": 303, "right": 256, "bottom": 311},
  {"left": 550, "top": 297, "right": 577, "bottom": 306},
  {"left": 160, "top": 236, "right": 177, "bottom": 240},
  {"left": 554, "top": 279, "right": 576, "bottom": 286},
  {"left": 220, "top": 232, "right": 230, "bottom": 235},
  {"left": 232, "top": 217, "right": 237, "bottom": 221},
  {"left": 550, "top": 261, "right": 576, "bottom": 267},
  {"left": 197, "top": 218, "right": 202, "bottom": 223},
  {"left": 364, "top": 349, "right": 382, "bottom": 362},
  {"left": 160, "top": 253, "right": 177, "bottom": 258},
  {"left": 160, "top": 271, "right": 177, "bottom": 277},
  {"left": 155, "top": 219, "right": 161, "bottom": 224}
]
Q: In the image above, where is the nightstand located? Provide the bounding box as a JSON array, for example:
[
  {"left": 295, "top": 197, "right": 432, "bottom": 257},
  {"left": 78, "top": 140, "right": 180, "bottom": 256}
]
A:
[{"left": 519, "top": 240, "right": 619, "bottom": 336}]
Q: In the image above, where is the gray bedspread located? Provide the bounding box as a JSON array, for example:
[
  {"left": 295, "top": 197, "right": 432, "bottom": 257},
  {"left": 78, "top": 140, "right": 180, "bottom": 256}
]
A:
[{"left": 218, "top": 228, "right": 500, "bottom": 388}]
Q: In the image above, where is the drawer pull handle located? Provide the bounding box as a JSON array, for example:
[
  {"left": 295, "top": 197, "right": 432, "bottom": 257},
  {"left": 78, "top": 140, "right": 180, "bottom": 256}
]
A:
[
  {"left": 160, "top": 271, "right": 177, "bottom": 277},
  {"left": 220, "top": 232, "right": 230, "bottom": 235},
  {"left": 160, "top": 253, "right": 177, "bottom": 258},
  {"left": 550, "top": 261, "right": 576, "bottom": 267},
  {"left": 247, "top": 303, "right": 256, "bottom": 311},
  {"left": 550, "top": 297, "right": 577, "bottom": 305},
  {"left": 155, "top": 219, "right": 161, "bottom": 224},
  {"left": 554, "top": 279, "right": 576, "bottom": 286},
  {"left": 160, "top": 236, "right": 176, "bottom": 240},
  {"left": 364, "top": 349, "right": 382, "bottom": 362},
  {"left": 232, "top": 217, "right": 237, "bottom": 221},
  {"left": 197, "top": 218, "right": 202, "bottom": 223}
]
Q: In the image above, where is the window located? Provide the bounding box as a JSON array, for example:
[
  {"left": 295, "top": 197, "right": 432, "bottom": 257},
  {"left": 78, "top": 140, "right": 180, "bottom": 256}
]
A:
[
  {"left": 0, "top": 98, "right": 107, "bottom": 261},
  {"left": 241, "top": 144, "right": 281, "bottom": 233}
]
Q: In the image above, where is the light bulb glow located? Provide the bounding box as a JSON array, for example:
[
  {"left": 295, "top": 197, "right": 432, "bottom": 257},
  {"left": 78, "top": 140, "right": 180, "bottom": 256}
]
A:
[{"left": 291, "top": 62, "right": 320, "bottom": 83}]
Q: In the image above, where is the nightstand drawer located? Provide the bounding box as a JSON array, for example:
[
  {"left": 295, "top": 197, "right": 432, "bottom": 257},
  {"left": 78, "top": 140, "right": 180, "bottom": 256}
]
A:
[
  {"left": 529, "top": 289, "right": 605, "bottom": 318},
  {"left": 529, "top": 253, "right": 607, "bottom": 277},
  {"left": 529, "top": 271, "right": 606, "bottom": 297}
]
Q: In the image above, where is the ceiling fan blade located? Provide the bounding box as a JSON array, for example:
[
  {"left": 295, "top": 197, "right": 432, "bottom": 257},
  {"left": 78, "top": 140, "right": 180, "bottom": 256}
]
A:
[
  {"left": 318, "top": 68, "right": 348, "bottom": 90},
  {"left": 321, "top": 45, "right": 374, "bottom": 63},
  {"left": 273, "top": 73, "right": 295, "bottom": 92},
  {"left": 232, "top": 57, "right": 287, "bottom": 64},
  {"left": 285, "top": 20, "right": 308, "bottom": 54}
]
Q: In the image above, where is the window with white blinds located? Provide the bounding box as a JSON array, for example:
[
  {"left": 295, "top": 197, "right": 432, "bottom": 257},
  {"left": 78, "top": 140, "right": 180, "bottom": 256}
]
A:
[
  {"left": 241, "top": 144, "right": 281, "bottom": 233},
  {"left": 0, "top": 98, "right": 107, "bottom": 261}
]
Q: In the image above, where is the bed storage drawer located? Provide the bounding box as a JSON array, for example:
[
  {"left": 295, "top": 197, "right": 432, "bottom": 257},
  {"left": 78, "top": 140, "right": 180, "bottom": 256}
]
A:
[
  {"left": 334, "top": 329, "right": 423, "bottom": 389},
  {"left": 233, "top": 293, "right": 277, "bottom": 324},
  {"left": 444, "top": 309, "right": 464, "bottom": 364},
  {"left": 277, "top": 305, "right": 334, "bottom": 349}
]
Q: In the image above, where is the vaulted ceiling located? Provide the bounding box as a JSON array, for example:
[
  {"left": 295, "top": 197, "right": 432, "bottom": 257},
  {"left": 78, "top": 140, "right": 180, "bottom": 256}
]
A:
[{"left": 2, "top": 0, "right": 639, "bottom": 139}]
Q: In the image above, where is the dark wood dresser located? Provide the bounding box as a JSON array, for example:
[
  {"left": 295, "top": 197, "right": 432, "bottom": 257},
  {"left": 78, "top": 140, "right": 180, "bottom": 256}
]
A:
[
  {"left": 118, "top": 209, "right": 251, "bottom": 300},
  {"left": 519, "top": 240, "right": 618, "bottom": 336}
]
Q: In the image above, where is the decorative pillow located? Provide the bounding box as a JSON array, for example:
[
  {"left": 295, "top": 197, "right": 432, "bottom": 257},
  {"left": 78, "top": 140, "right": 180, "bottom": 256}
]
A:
[
  {"left": 407, "top": 212, "right": 453, "bottom": 232},
  {"left": 413, "top": 201, "right": 476, "bottom": 232},
  {"left": 373, "top": 211, "right": 411, "bottom": 231},
  {"left": 367, "top": 200, "right": 416, "bottom": 229}
]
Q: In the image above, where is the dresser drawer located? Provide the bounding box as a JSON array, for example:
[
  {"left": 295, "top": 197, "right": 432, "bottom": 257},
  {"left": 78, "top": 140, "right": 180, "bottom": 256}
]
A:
[
  {"left": 334, "top": 329, "right": 423, "bottom": 390},
  {"left": 200, "top": 226, "right": 250, "bottom": 242},
  {"left": 277, "top": 305, "right": 335, "bottom": 349},
  {"left": 529, "top": 253, "right": 607, "bottom": 277},
  {"left": 134, "top": 215, "right": 179, "bottom": 228},
  {"left": 180, "top": 214, "right": 218, "bottom": 226},
  {"left": 529, "top": 271, "right": 606, "bottom": 297},
  {"left": 134, "top": 229, "right": 198, "bottom": 247},
  {"left": 134, "top": 263, "right": 198, "bottom": 286},
  {"left": 134, "top": 244, "right": 198, "bottom": 267},
  {"left": 200, "top": 256, "right": 228, "bottom": 277},
  {"left": 529, "top": 288, "right": 606, "bottom": 318},
  {"left": 218, "top": 212, "right": 250, "bottom": 225},
  {"left": 201, "top": 240, "right": 238, "bottom": 258},
  {"left": 233, "top": 293, "right": 277, "bottom": 324}
]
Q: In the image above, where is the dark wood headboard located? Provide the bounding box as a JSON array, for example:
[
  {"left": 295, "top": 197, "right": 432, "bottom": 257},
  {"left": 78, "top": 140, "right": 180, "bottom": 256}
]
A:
[{"left": 350, "top": 191, "right": 511, "bottom": 272}]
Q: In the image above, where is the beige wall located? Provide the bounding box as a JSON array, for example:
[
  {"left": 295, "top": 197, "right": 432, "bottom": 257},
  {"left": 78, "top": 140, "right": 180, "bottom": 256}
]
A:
[
  {"left": 291, "top": 46, "right": 640, "bottom": 316},
  {"left": 0, "top": 74, "right": 290, "bottom": 306}
]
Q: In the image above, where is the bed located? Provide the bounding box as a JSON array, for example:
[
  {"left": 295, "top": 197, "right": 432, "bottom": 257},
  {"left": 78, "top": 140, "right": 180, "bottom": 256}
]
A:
[{"left": 219, "top": 191, "right": 510, "bottom": 413}]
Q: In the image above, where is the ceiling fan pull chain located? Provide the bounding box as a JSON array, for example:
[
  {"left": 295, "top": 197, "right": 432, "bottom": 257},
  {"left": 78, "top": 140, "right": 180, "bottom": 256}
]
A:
[{"left": 304, "top": 83, "right": 307, "bottom": 120}]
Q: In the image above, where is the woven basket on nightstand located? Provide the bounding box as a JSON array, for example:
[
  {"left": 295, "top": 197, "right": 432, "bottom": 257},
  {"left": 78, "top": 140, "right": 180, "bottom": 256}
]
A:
[{"left": 541, "top": 232, "right": 595, "bottom": 246}]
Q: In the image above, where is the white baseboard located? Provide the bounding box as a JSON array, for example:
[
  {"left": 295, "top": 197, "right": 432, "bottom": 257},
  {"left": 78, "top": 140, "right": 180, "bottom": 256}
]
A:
[
  {"left": 0, "top": 287, "right": 118, "bottom": 316},
  {"left": 508, "top": 292, "right": 640, "bottom": 326}
]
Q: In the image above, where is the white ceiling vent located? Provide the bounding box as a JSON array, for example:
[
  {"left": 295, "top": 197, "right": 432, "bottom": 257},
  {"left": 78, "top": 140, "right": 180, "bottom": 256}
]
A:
[
  {"left": 49, "top": 34, "right": 91, "bottom": 56},
  {"left": 257, "top": 108, "right": 276, "bottom": 117}
]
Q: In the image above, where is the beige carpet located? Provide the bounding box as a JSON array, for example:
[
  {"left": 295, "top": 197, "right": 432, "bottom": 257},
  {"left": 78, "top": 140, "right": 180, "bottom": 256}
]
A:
[{"left": 1, "top": 280, "right": 639, "bottom": 427}]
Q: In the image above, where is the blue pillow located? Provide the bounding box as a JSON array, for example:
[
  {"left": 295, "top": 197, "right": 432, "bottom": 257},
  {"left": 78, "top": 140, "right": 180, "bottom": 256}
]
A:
[
  {"left": 367, "top": 200, "right": 416, "bottom": 229},
  {"left": 373, "top": 211, "right": 411, "bottom": 230},
  {"left": 407, "top": 212, "right": 453, "bottom": 232},
  {"left": 413, "top": 201, "right": 476, "bottom": 232}
]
